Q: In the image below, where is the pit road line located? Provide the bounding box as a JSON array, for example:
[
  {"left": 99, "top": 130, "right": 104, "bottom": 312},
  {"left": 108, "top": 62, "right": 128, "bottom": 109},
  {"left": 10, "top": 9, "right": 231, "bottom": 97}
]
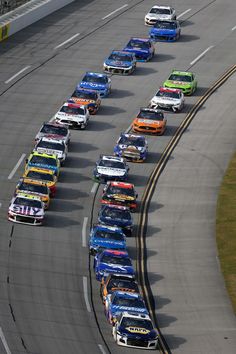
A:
[
  {"left": 82, "top": 217, "right": 88, "bottom": 247},
  {"left": 5, "top": 66, "right": 31, "bottom": 84},
  {"left": 0, "top": 327, "right": 12, "bottom": 354},
  {"left": 98, "top": 344, "right": 107, "bottom": 354},
  {"left": 54, "top": 33, "right": 80, "bottom": 49},
  {"left": 83, "top": 276, "right": 91, "bottom": 312},
  {"left": 91, "top": 182, "right": 99, "bottom": 193},
  {"left": 232, "top": 25, "right": 236, "bottom": 31},
  {"left": 102, "top": 4, "right": 128, "bottom": 20},
  {"left": 8, "top": 153, "right": 26, "bottom": 180},
  {"left": 190, "top": 46, "right": 214, "bottom": 66},
  {"left": 177, "top": 8, "right": 191, "bottom": 19}
]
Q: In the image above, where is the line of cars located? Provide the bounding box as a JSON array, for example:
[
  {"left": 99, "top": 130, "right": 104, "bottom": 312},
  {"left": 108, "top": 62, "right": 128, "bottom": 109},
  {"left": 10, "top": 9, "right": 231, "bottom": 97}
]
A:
[{"left": 7, "top": 3, "right": 198, "bottom": 349}]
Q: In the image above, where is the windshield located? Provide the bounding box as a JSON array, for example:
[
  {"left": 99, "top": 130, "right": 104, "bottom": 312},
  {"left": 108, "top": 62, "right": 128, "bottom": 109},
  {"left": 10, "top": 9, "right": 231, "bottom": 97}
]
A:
[
  {"left": 156, "top": 90, "right": 180, "bottom": 99},
  {"left": 40, "top": 124, "right": 68, "bottom": 137},
  {"left": 98, "top": 160, "right": 125, "bottom": 169},
  {"left": 121, "top": 318, "right": 153, "bottom": 330},
  {"left": 137, "top": 110, "right": 164, "bottom": 121},
  {"left": 108, "top": 279, "right": 138, "bottom": 292},
  {"left": 150, "top": 8, "right": 170, "bottom": 15},
  {"left": 113, "top": 296, "right": 144, "bottom": 308},
  {"left": 37, "top": 141, "right": 65, "bottom": 152},
  {"left": 168, "top": 74, "right": 192, "bottom": 82},
  {"left": 101, "top": 255, "right": 132, "bottom": 266},
  {"left": 128, "top": 40, "right": 150, "bottom": 50},
  {"left": 83, "top": 75, "right": 107, "bottom": 84},
  {"left": 95, "top": 230, "right": 124, "bottom": 241},
  {"left": 118, "top": 135, "right": 145, "bottom": 147},
  {"left": 14, "top": 197, "right": 42, "bottom": 208},
  {"left": 106, "top": 185, "right": 134, "bottom": 197},
  {"left": 18, "top": 182, "right": 48, "bottom": 195},
  {"left": 102, "top": 207, "right": 131, "bottom": 220},
  {"left": 109, "top": 53, "right": 131, "bottom": 61},
  {"left": 72, "top": 90, "right": 97, "bottom": 100},
  {"left": 154, "top": 21, "right": 176, "bottom": 29},
  {"left": 60, "top": 105, "right": 85, "bottom": 115},
  {"left": 30, "top": 155, "right": 57, "bottom": 167},
  {"left": 26, "top": 171, "right": 54, "bottom": 182}
]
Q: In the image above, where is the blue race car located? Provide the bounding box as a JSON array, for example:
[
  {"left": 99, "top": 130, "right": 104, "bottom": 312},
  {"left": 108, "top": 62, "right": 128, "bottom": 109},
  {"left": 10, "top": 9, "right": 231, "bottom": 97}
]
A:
[
  {"left": 114, "top": 133, "right": 148, "bottom": 162},
  {"left": 103, "top": 50, "right": 136, "bottom": 75},
  {"left": 123, "top": 37, "right": 155, "bottom": 61},
  {"left": 98, "top": 204, "right": 133, "bottom": 236},
  {"left": 78, "top": 72, "right": 111, "bottom": 97},
  {"left": 89, "top": 224, "right": 126, "bottom": 255},
  {"left": 104, "top": 291, "right": 148, "bottom": 325},
  {"left": 149, "top": 20, "right": 181, "bottom": 42},
  {"left": 94, "top": 249, "right": 135, "bottom": 281}
]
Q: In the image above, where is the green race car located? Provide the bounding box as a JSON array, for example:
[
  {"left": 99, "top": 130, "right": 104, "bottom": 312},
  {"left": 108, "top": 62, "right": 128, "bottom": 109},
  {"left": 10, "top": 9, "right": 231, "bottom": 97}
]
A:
[{"left": 163, "top": 70, "right": 197, "bottom": 95}]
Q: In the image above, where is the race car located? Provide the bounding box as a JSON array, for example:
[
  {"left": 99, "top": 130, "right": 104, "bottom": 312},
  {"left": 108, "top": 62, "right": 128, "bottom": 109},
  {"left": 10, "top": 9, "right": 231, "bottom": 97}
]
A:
[
  {"left": 33, "top": 137, "right": 68, "bottom": 165},
  {"left": 14, "top": 178, "right": 50, "bottom": 209},
  {"left": 114, "top": 133, "right": 148, "bottom": 162},
  {"left": 94, "top": 249, "right": 135, "bottom": 281},
  {"left": 25, "top": 152, "right": 60, "bottom": 177},
  {"left": 35, "top": 121, "right": 71, "bottom": 146},
  {"left": 145, "top": 5, "right": 176, "bottom": 25},
  {"left": 104, "top": 291, "right": 148, "bottom": 325},
  {"left": 53, "top": 101, "right": 89, "bottom": 129},
  {"left": 100, "top": 274, "right": 139, "bottom": 304},
  {"left": 79, "top": 72, "right": 111, "bottom": 97},
  {"left": 123, "top": 38, "right": 155, "bottom": 62},
  {"left": 149, "top": 19, "right": 181, "bottom": 42},
  {"left": 112, "top": 312, "right": 158, "bottom": 349},
  {"left": 103, "top": 50, "right": 136, "bottom": 75},
  {"left": 149, "top": 87, "right": 185, "bottom": 112},
  {"left": 8, "top": 193, "right": 45, "bottom": 226},
  {"left": 163, "top": 70, "right": 197, "bottom": 95},
  {"left": 98, "top": 204, "right": 133, "bottom": 236},
  {"left": 23, "top": 167, "right": 57, "bottom": 197},
  {"left": 101, "top": 181, "right": 138, "bottom": 211},
  {"left": 69, "top": 88, "right": 101, "bottom": 114},
  {"left": 132, "top": 107, "right": 167, "bottom": 135},
  {"left": 93, "top": 155, "right": 129, "bottom": 183},
  {"left": 89, "top": 224, "right": 126, "bottom": 255}
]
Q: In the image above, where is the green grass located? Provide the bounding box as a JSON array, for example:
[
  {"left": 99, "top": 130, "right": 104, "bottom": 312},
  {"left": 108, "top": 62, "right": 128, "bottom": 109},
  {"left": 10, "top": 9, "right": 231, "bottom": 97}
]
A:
[{"left": 216, "top": 152, "right": 236, "bottom": 313}]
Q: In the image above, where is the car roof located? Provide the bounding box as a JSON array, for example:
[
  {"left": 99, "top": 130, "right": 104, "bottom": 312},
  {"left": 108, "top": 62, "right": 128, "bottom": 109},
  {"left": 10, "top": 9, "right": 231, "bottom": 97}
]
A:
[
  {"left": 101, "top": 155, "right": 124, "bottom": 162},
  {"left": 14, "top": 193, "right": 42, "bottom": 201},
  {"left": 120, "top": 132, "right": 145, "bottom": 140},
  {"left": 108, "top": 181, "right": 134, "bottom": 189},
  {"left": 171, "top": 70, "right": 194, "bottom": 76},
  {"left": 95, "top": 224, "right": 123, "bottom": 232},
  {"left": 26, "top": 167, "right": 55, "bottom": 175},
  {"left": 130, "top": 37, "right": 150, "bottom": 42},
  {"left": 111, "top": 50, "right": 133, "bottom": 56},
  {"left": 107, "top": 273, "right": 136, "bottom": 280},
  {"left": 120, "top": 312, "right": 151, "bottom": 320},
  {"left": 159, "top": 87, "right": 182, "bottom": 93},
  {"left": 30, "top": 151, "right": 57, "bottom": 159},
  {"left": 139, "top": 107, "right": 163, "bottom": 113},
  {"left": 113, "top": 291, "right": 141, "bottom": 299},
  {"left": 102, "top": 249, "right": 128, "bottom": 257},
  {"left": 19, "top": 178, "right": 48, "bottom": 187},
  {"left": 63, "top": 101, "right": 85, "bottom": 109},
  {"left": 151, "top": 5, "right": 172, "bottom": 10},
  {"left": 85, "top": 72, "right": 108, "bottom": 78},
  {"left": 102, "top": 204, "right": 129, "bottom": 211},
  {"left": 39, "top": 137, "right": 64, "bottom": 144}
]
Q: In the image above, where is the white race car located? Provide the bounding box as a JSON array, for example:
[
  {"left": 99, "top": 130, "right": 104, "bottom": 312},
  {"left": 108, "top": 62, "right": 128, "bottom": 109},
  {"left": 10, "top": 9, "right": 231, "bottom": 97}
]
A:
[
  {"left": 112, "top": 312, "right": 158, "bottom": 349},
  {"left": 93, "top": 155, "right": 129, "bottom": 182},
  {"left": 54, "top": 101, "right": 89, "bottom": 129},
  {"left": 149, "top": 87, "right": 185, "bottom": 112},
  {"left": 145, "top": 5, "right": 176, "bottom": 25},
  {"left": 35, "top": 121, "right": 71, "bottom": 146},
  {"left": 34, "top": 137, "right": 68, "bottom": 165},
  {"left": 8, "top": 193, "right": 45, "bottom": 226}
]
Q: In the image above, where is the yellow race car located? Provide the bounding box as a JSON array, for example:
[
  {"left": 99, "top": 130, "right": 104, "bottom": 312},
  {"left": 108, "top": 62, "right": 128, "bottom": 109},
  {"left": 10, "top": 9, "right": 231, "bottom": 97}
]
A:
[{"left": 15, "top": 178, "right": 50, "bottom": 209}]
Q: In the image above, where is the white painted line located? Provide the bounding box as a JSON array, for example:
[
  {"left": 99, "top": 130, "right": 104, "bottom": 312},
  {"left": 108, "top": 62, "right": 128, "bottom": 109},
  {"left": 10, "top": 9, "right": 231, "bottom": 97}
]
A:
[
  {"left": 98, "top": 344, "right": 107, "bottom": 354},
  {"left": 82, "top": 217, "right": 88, "bottom": 247},
  {"left": 91, "top": 182, "right": 99, "bottom": 193},
  {"left": 102, "top": 4, "right": 128, "bottom": 20},
  {"left": 0, "top": 327, "right": 12, "bottom": 354},
  {"left": 177, "top": 8, "right": 191, "bottom": 19},
  {"left": 83, "top": 276, "right": 91, "bottom": 312},
  {"left": 232, "top": 25, "right": 236, "bottom": 31},
  {"left": 0, "top": 202, "right": 2, "bottom": 208},
  {"left": 8, "top": 153, "right": 26, "bottom": 180},
  {"left": 54, "top": 33, "right": 80, "bottom": 49},
  {"left": 5, "top": 66, "right": 31, "bottom": 84},
  {"left": 190, "top": 46, "right": 214, "bottom": 66}
]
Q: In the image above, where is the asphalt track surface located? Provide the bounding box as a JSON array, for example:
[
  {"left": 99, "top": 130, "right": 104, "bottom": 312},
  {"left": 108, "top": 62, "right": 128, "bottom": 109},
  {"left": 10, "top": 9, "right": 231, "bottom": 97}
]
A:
[{"left": 0, "top": 0, "right": 236, "bottom": 353}]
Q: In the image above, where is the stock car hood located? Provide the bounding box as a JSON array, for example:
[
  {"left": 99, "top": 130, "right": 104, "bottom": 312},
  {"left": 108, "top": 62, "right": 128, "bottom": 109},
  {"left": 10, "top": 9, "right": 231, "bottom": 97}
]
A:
[
  {"left": 91, "top": 238, "right": 125, "bottom": 250},
  {"left": 80, "top": 82, "right": 106, "bottom": 90},
  {"left": 152, "top": 96, "right": 181, "bottom": 105},
  {"left": 9, "top": 203, "right": 44, "bottom": 217},
  {"left": 55, "top": 112, "right": 85, "bottom": 122},
  {"left": 105, "top": 59, "right": 132, "bottom": 67},
  {"left": 35, "top": 147, "right": 64, "bottom": 159},
  {"left": 97, "top": 166, "right": 126, "bottom": 176},
  {"left": 118, "top": 325, "right": 157, "bottom": 340},
  {"left": 106, "top": 194, "right": 135, "bottom": 202},
  {"left": 165, "top": 80, "right": 191, "bottom": 88},
  {"left": 98, "top": 263, "right": 135, "bottom": 276},
  {"left": 136, "top": 118, "right": 164, "bottom": 126}
]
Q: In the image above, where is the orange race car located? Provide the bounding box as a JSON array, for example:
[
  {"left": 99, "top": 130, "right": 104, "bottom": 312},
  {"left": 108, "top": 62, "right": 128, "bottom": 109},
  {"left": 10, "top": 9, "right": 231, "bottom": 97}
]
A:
[
  {"left": 69, "top": 87, "right": 101, "bottom": 114},
  {"left": 100, "top": 273, "right": 139, "bottom": 304},
  {"left": 132, "top": 107, "right": 167, "bottom": 135}
]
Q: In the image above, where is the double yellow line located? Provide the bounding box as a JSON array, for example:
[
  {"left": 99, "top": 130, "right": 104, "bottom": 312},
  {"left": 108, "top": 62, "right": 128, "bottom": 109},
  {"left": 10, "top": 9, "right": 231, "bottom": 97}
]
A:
[{"left": 136, "top": 64, "right": 236, "bottom": 353}]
